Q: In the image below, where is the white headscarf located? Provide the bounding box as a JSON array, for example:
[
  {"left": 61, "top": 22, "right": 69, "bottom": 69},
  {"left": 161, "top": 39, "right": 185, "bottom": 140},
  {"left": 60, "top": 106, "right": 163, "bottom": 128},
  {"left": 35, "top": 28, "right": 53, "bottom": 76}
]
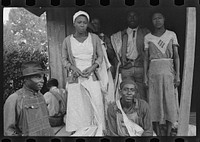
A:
[{"left": 73, "top": 10, "right": 90, "bottom": 23}]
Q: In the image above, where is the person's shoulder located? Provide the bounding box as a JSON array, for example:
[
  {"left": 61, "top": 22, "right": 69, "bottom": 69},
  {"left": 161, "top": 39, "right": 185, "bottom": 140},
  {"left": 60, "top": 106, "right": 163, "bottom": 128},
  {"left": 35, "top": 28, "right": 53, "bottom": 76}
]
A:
[
  {"left": 90, "top": 32, "right": 100, "bottom": 39},
  {"left": 166, "top": 30, "right": 176, "bottom": 36},
  {"left": 63, "top": 34, "right": 72, "bottom": 42},
  {"left": 138, "top": 27, "right": 150, "bottom": 34},
  {"left": 5, "top": 92, "right": 18, "bottom": 103},
  {"left": 44, "top": 91, "right": 52, "bottom": 97},
  {"left": 144, "top": 32, "right": 152, "bottom": 39},
  {"left": 4, "top": 88, "right": 24, "bottom": 104},
  {"left": 138, "top": 99, "right": 149, "bottom": 107}
]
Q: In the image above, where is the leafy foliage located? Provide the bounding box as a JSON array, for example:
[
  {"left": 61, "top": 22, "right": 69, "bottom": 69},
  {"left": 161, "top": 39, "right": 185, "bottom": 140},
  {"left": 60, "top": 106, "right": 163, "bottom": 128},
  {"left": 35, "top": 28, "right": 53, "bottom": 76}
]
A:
[{"left": 3, "top": 8, "right": 48, "bottom": 101}]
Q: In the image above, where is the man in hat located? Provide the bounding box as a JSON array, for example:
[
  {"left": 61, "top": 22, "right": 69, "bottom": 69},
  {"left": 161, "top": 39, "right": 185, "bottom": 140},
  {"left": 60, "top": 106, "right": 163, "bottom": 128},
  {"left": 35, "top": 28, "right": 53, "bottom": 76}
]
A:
[
  {"left": 106, "top": 79, "right": 153, "bottom": 136},
  {"left": 4, "top": 61, "right": 55, "bottom": 136},
  {"left": 44, "top": 78, "right": 67, "bottom": 127},
  {"left": 111, "top": 10, "right": 150, "bottom": 101}
]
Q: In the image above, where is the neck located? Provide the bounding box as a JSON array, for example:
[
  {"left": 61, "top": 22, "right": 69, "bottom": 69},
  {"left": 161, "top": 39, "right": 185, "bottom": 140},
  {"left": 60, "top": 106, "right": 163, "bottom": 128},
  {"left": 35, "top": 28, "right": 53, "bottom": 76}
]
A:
[
  {"left": 121, "top": 98, "right": 133, "bottom": 109},
  {"left": 128, "top": 26, "right": 138, "bottom": 30},
  {"left": 24, "top": 84, "right": 38, "bottom": 93},
  {"left": 154, "top": 27, "right": 165, "bottom": 35},
  {"left": 74, "top": 31, "right": 88, "bottom": 37}
]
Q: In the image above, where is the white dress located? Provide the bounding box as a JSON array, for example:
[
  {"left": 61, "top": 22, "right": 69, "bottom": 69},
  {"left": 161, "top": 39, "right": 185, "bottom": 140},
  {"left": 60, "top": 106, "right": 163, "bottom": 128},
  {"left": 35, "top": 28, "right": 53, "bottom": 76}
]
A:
[{"left": 65, "top": 33, "right": 105, "bottom": 132}]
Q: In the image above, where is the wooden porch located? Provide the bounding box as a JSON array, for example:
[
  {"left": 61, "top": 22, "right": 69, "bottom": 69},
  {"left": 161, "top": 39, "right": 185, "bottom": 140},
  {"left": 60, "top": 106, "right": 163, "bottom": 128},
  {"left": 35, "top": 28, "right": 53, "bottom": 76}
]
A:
[{"left": 52, "top": 112, "right": 196, "bottom": 136}]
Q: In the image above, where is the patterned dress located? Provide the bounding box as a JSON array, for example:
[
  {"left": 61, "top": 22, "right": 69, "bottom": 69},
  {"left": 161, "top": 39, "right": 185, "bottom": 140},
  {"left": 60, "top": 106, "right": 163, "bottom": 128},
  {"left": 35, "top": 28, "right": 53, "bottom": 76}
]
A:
[{"left": 144, "top": 30, "right": 179, "bottom": 124}]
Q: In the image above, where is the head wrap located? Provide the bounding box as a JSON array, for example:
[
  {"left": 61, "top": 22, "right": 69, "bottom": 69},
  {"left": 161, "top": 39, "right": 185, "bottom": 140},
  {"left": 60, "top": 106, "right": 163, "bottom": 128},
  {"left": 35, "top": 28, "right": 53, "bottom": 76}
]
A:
[
  {"left": 73, "top": 10, "right": 90, "bottom": 23},
  {"left": 120, "top": 79, "right": 138, "bottom": 90}
]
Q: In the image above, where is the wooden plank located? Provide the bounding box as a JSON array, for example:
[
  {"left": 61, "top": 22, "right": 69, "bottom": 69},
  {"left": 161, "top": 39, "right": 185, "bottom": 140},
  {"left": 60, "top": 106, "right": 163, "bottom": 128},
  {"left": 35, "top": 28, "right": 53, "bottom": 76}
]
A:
[
  {"left": 46, "top": 8, "right": 67, "bottom": 88},
  {"left": 177, "top": 7, "right": 196, "bottom": 136}
]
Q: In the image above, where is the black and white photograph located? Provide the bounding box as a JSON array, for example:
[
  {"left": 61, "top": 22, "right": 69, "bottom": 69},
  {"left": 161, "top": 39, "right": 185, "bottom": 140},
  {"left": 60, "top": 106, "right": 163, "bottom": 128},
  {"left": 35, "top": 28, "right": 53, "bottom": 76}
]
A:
[{"left": 2, "top": 0, "right": 199, "bottom": 139}]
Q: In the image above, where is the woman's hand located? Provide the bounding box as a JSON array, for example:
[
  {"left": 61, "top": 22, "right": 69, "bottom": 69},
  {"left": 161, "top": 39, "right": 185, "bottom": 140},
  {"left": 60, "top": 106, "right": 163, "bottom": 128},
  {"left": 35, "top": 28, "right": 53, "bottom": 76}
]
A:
[
  {"left": 70, "top": 65, "right": 84, "bottom": 78},
  {"left": 82, "top": 64, "right": 98, "bottom": 78},
  {"left": 174, "top": 74, "right": 180, "bottom": 88}
]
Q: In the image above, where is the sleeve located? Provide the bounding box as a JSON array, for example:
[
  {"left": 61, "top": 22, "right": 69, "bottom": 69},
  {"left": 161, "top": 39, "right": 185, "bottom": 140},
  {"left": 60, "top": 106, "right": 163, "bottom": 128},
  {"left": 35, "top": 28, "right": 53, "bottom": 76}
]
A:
[
  {"left": 144, "top": 35, "right": 149, "bottom": 50},
  {"left": 43, "top": 92, "right": 51, "bottom": 105},
  {"left": 61, "top": 37, "right": 72, "bottom": 70},
  {"left": 4, "top": 93, "right": 20, "bottom": 136},
  {"left": 43, "top": 92, "right": 56, "bottom": 116},
  {"left": 107, "top": 103, "right": 119, "bottom": 136},
  {"left": 140, "top": 100, "right": 153, "bottom": 136},
  {"left": 172, "top": 32, "right": 179, "bottom": 46},
  {"left": 95, "top": 35, "right": 103, "bottom": 67}
]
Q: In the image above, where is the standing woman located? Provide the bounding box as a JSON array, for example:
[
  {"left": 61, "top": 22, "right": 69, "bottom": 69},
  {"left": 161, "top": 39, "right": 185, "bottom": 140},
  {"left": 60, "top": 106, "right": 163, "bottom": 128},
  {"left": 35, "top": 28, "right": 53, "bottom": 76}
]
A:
[
  {"left": 62, "top": 11, "right": 105, "bottom": 135},
  {"left": 144, "top": 12, "right": 180, "bottom": 136}
]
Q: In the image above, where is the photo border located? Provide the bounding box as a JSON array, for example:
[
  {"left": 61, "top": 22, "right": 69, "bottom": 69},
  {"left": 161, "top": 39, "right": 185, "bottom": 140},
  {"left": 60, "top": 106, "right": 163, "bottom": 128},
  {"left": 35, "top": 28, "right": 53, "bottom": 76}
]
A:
[{"left": 1, "top": 0, "right": 199, "bottom": 142}]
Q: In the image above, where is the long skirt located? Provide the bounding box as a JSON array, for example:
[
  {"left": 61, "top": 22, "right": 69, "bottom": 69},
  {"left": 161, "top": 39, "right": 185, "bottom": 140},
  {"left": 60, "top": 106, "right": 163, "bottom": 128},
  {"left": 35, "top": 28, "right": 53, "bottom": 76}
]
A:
[
  {"left": 148, "top": 59, "right": 179, "bottom": 124},
  {"left": 65, "top": 76, "right": 105, "bottom": 132}
]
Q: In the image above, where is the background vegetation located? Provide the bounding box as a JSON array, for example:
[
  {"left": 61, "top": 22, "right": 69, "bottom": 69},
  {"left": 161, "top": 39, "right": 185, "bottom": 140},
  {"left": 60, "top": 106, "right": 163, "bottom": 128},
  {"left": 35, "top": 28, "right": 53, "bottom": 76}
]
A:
[{"left": 3, "top": 8, "right": 48, "bottom": 101}]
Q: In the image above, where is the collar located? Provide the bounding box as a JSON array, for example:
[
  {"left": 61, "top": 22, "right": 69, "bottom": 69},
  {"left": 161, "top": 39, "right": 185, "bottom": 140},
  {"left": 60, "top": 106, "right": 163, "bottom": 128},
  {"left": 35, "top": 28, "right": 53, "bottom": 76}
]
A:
[
  {"left": 23, "top": 84, "right": 39, "bottom": 96},
  {"left": 127, "top": 27, "right": 138, "bottom": 34},
  {"left": 120, "top": 98, "right": 139, "bottom": 109}
]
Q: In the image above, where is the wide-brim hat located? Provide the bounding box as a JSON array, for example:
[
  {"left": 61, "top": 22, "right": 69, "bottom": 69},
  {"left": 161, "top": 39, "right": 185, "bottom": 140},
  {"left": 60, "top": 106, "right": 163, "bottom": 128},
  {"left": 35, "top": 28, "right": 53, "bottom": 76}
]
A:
[{"left": 20, "top": 61, "right": 49, "bottom": 78}]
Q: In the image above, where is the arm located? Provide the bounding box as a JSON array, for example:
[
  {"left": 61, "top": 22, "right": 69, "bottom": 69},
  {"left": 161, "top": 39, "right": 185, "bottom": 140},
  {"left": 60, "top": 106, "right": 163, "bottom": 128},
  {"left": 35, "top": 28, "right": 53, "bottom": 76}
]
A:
[
  {"left": 141, "top": 101, "right": 153, "bottom": 136},
  {"left": 4, "top": 93, "right": 20, "bottom": 136},
  {"left": 173, "top": 45, "right": 180, "bottom": 87},
  {"left": 43, "top": 92, "right": 56, "bottom": 116},
  {"left": 107, "top": 103, "right": 119, "bottom": 136},
  {"left": 95, "top": 35, "right": 103, "bottom": 67},
  {"left": 143, "top": 49, "right": 149, "bottom": 86},
  {"left": 61, "top": 38, "right": 72, "bottom": 70},
  {"left": 121, "top": 34, "right": 128, "bottom": 66},
  {"left": 143, "top": 36, "right": 149, "bottom": 87}
]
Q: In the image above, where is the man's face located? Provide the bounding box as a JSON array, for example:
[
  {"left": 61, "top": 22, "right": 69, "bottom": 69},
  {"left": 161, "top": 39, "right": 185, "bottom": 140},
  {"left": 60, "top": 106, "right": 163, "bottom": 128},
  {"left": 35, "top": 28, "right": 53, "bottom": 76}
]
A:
[
  {"left": 127, "top": 11, "right": 139, "bottom": 29},
  {"left": 91, "top": 19, "right": 100, "bottom": 32},
  {"left": 74, "top": 15, "right": 88, "bottom": 33},
  {"left": 25, "top": 74, "right": 44, "bottom": 91},
  {"left": 121, "top": 83, "right": 137, "bottom": 103}
]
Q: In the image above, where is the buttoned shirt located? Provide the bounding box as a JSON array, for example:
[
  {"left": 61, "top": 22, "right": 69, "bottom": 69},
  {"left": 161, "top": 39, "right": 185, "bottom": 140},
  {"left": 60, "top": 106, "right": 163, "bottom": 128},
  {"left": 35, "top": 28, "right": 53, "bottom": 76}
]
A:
[{"left": 126, "top": 27, "right": 138, "bottom": 60}]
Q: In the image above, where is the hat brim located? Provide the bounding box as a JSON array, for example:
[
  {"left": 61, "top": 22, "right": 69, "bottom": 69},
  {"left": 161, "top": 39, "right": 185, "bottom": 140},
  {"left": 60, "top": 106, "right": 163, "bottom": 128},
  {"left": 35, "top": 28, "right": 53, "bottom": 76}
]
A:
[{"left": 20, "top": 70, "right": 49, "bottom": 79}]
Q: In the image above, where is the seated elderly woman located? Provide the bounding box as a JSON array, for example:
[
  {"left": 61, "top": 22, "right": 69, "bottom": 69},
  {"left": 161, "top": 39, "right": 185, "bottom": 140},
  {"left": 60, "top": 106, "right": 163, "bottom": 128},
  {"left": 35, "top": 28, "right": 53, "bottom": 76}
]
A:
[{"left": 107, "top": 79, "right": 153, "bottom": 136}]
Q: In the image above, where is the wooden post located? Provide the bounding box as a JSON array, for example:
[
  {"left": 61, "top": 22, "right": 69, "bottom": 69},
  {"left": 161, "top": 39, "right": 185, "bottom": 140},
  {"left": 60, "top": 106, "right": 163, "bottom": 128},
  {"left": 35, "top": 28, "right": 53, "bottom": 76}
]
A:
[
  {"left": 177, "top": 7, "right": 196, "bottom": 136},
  {"left": 46, "top": 8, "right": 67, "bottom": 88}
]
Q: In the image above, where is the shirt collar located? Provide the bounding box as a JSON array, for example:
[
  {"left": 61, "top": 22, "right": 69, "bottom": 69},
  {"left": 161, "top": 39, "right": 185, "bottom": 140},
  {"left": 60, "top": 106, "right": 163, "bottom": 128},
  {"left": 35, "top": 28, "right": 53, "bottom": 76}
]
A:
[
  {"left": 127, "top": 27, "right": 138, "bottom": 34},
  {"left": 119, "top": 98, "right": 139, "bottom": 109},
  {"left": 23, "top": 84, "right": 39, "bottom": 96}
]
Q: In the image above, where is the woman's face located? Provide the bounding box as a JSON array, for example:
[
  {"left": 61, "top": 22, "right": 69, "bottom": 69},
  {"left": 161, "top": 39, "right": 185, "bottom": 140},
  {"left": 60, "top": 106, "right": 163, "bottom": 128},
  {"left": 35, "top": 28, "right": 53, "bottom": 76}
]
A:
[
  {"left": 74, "top": 15, "right": 88, "bottom": 33},
  {"left": 152, "top": 13, "right": 165, "bottom": 29}
]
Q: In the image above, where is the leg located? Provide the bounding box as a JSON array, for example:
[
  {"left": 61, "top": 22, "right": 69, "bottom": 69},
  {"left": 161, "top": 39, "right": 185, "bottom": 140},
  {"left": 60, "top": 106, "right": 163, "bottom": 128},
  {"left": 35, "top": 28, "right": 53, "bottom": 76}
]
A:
[
  {"left": 166, "top": 120, "right": 172, "bottom": 136},
  {"left": 153, "top": 122, "right": 161, "bottom": 136},
  {"left": 132, "top": 67, "right": 147, "bottom": 101}
]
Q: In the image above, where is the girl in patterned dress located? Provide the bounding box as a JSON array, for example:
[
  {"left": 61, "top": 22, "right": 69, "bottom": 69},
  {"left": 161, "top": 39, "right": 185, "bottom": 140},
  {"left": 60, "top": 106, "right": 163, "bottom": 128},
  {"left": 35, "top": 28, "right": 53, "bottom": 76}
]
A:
[{"left": 144, "top": 12, "right": 180, "bottom": 136}]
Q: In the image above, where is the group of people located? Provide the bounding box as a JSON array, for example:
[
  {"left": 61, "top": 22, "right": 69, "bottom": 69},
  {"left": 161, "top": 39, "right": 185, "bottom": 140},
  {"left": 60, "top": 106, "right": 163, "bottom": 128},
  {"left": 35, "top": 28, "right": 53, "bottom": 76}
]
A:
[{"left": 4, "top": 9, "right": 180, "bottom": 137}]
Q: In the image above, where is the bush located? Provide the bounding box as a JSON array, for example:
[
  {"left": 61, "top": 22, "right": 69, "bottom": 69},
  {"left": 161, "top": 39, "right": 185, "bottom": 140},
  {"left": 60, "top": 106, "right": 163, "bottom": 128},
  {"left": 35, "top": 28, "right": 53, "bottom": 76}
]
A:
[{"left": 3, "top": 48, "right": 48, "bottom": 101}]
